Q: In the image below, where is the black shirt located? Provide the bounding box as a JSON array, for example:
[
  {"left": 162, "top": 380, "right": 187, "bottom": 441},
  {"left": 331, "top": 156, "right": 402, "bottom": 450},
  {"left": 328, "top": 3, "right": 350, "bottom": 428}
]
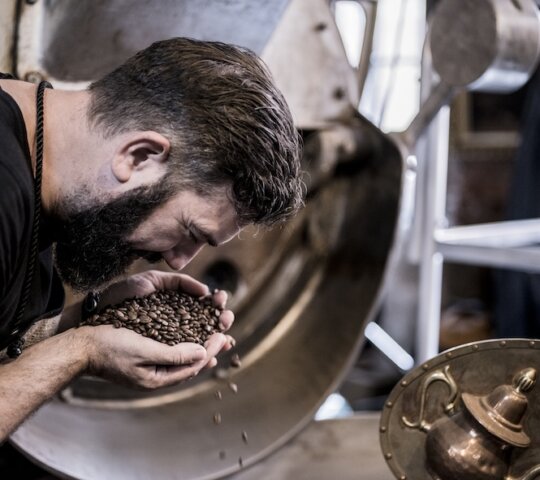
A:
[{"left": 0, "top": 84, "right": 64, "bottom": 351}]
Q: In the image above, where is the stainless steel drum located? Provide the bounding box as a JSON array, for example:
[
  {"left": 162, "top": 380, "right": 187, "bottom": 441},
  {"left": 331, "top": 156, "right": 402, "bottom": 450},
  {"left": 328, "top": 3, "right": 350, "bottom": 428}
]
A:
[
  {"left": 11, "top": 110, "right": 405, "bottom": 478},
  {"left": 4, "top": 1, "right": 407, "bottom": 478}
]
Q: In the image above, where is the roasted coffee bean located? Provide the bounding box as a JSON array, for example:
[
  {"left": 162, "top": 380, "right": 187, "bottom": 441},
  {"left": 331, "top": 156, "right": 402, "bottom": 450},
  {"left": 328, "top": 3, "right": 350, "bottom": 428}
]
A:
[
  {"left": 80, "top": 289, "right": 228, "bottom": 347},
  {"left": 230, "top": 353, "right": 242, "bottom": 368},
  {"left": 228, "top": 381, "right": 238, "bottom": 394},
  {"left": 213, "top": 368, "right": 229, "bottom": 380}
]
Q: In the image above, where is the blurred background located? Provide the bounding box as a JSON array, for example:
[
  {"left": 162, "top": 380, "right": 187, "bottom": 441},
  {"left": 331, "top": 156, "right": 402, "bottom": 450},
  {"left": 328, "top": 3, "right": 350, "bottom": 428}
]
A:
[{"left": 1, "top": 0, "right": 540, "bottom": 478}]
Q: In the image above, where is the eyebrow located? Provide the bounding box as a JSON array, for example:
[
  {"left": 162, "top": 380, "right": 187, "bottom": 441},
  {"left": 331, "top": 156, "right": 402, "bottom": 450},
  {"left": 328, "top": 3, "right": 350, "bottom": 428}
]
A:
[{"left": 191, "top": 224, "right": 218, "bottom": 247}]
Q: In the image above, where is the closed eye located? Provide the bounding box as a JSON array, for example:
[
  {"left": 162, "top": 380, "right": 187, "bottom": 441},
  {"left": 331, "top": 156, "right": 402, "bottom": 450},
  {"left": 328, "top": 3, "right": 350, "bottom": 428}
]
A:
[{"left": 188, "top": 229, "right": 199, "bottom": 243}]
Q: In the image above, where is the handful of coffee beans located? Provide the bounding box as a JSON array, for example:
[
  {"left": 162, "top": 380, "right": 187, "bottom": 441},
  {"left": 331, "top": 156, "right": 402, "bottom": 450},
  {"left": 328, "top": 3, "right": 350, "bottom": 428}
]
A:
[{"left": 81, "top": 290, "right": 222, "bottom": 346}]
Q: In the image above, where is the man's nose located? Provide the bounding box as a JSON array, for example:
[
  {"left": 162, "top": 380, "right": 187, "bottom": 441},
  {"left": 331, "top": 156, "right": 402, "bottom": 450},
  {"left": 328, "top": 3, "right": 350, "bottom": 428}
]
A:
[{"left": 162, "top": 244, "right": 204, "bottom": 271}]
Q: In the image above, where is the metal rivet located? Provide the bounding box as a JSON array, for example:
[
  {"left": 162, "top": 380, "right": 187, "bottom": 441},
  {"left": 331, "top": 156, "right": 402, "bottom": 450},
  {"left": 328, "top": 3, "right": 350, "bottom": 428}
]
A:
[
  {"left": 500, "top": 340, "right": 507, "bottom": 347},
  {"left": 472, "top": 344, "right": 479, "bottom": 351},
  {"left": 386, "top": 401, "right": 393, "bottom": 408},
  {"left": 530, "top": 341, "right": 535, "bottom": 347},
  {"left": 400, "top": 476, "right": 407, "bottom": 480},
  {"left": 333, "top": 86, "right": 345, "bottom": 100},
  {"left": 423, "top": 363, "right": 429, "bottom": 370},
  {"left": 446, "top": 352, "right": 453, "bottom": 358},
  {"left": 385, "top": 452, "right": 392, "bottom": 460},
  {"left": 401, "top": 380, "right": 408, "bottom": 387},
  {"left": 380, "top": 426, "right": 387, "bottom": 433}
]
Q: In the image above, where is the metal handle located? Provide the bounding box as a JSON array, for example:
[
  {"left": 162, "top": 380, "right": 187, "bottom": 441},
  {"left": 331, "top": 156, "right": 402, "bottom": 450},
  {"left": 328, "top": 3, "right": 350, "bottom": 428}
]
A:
[{"left": 401, "top": 365, "right": 459, "bottom": 432}]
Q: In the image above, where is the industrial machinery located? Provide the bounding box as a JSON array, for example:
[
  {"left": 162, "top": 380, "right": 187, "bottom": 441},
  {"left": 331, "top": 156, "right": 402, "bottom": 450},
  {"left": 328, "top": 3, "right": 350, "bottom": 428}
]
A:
[{"left": 1, "top": 0, "right": 539, "bottom": 478}]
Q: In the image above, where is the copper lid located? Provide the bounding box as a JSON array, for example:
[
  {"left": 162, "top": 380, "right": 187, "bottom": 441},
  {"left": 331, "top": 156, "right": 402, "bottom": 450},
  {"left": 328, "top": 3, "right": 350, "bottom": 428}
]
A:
[{"left": 462, "top": 367, "right": 536, "bottom": 448}]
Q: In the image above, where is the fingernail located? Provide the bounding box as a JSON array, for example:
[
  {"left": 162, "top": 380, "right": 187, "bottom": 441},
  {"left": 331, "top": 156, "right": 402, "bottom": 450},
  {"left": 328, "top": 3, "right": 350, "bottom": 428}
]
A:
[{"left": 194, "top": 347, "right": 207, "bottom": 359}]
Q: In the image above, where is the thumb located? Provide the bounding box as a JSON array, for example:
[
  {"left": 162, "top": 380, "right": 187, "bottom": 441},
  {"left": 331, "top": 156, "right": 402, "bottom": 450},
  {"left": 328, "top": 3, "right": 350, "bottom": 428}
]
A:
[{"left": 141, "top": 342, "right": 207, "bottom": 366}]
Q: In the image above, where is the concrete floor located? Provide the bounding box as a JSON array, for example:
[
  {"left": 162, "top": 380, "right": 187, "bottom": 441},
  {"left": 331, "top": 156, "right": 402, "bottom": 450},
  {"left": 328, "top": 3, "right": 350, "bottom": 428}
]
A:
[{"left": 232, "top": 413, "right": 393, "bottom": 480}]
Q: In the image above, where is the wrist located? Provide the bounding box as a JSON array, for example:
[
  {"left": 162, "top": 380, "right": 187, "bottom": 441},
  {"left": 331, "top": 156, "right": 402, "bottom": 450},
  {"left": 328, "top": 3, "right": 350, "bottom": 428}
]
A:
[{"left": 67, "top": 326, "right": 96, "bottom": 374}]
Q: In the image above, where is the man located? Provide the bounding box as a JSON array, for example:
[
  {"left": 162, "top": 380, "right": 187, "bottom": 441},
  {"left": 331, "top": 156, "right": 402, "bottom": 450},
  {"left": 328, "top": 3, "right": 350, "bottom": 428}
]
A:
[{"left": 0, "top": 37, "right": 302, "bottom": 441}]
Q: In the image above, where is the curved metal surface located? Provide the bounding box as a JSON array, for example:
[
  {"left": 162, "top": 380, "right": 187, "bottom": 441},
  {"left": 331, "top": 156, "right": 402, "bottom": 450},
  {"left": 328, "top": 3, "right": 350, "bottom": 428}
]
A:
[
  {"left": 429, "top": 0, "right": 540, "bottom": 92},
  {"left": 8, "top": 1, "right": 405, "bottom": 477},
  {"left": 11, "top": 112, "right": 405, "bottom": 479}
]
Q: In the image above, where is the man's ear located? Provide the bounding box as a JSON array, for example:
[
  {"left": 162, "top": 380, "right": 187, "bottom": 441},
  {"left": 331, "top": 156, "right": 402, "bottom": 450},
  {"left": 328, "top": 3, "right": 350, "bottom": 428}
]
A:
[{"left": 111, "top": 131, "right": 170, "bottom": 183}]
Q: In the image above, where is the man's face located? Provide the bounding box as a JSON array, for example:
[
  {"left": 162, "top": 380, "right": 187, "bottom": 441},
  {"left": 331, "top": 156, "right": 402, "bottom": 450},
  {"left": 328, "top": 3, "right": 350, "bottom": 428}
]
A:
[{"left": 53, "top": 184, "right": 240, "bottom": 292}]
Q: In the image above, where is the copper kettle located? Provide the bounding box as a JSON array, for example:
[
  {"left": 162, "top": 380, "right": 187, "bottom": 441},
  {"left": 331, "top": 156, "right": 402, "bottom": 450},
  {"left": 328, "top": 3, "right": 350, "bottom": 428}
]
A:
[{"left": 423, "top": 368, "right": 540, "bottom": 480}]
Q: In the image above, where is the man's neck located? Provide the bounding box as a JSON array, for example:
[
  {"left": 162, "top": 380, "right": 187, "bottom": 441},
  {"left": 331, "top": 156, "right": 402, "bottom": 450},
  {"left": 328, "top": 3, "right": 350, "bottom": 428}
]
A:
[{"left": 0, "top": 80, "right": 92, "bottom": 215}]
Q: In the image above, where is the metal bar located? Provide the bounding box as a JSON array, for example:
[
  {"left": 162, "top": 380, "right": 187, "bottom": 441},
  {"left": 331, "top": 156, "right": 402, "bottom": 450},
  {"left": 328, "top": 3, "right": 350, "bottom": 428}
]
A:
[
  {"left": 436, "top": 243, "right": 540, "bottom": 273},
  {"left": 435, "top": 219, "right": 540, "bottom": 248},
  {"left": 415, "top": 36, "right": 451, "bottom": 364},
  {"left": 400, "top": 80, "right": 455, "bottom": 150},
  {"left": 364, "top": 322, "right": 415, "bottom": 371},
  {"left": 357, "top": 0, "right": 378, "bottom": 100}
]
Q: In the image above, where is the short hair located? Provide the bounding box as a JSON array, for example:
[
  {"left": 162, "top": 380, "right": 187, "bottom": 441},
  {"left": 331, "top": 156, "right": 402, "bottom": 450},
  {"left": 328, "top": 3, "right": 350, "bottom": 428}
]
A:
[{"left": 88, "top": 37, "right": 303, "bottom": 225}]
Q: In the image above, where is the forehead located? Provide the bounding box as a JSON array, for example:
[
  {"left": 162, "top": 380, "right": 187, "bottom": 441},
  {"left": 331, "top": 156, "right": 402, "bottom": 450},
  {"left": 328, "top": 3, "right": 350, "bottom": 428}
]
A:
[
  {"left": 167, "top": 186, "right": 232, "bottom": 213},
  {"left": 163, "top": 186, "right": 239, "bottom": 232}
]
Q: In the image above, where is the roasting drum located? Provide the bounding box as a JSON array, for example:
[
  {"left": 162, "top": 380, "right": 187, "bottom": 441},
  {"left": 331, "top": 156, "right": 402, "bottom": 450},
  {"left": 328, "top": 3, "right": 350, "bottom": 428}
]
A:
[{"left": 6, "top": 1, "right": 406, "bottom": 478}]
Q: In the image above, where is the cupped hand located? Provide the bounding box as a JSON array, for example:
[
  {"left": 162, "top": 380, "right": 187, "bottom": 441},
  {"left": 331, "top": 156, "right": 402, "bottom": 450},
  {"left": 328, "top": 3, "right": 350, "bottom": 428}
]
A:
[
  {"left": 87, "top": 270, "right": 235, "bottom": 377},
  {"left": 82, "top": 325, "right": 231, "bottom": 389},
  {"left": 99, "top": 270, "right": 235, "bottom": 332}
]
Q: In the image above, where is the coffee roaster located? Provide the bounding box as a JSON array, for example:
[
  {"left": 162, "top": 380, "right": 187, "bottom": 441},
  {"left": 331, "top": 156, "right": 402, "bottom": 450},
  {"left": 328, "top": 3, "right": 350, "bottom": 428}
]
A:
[{"left": 1, "top": 0, "right": 540, "bottom": 478}]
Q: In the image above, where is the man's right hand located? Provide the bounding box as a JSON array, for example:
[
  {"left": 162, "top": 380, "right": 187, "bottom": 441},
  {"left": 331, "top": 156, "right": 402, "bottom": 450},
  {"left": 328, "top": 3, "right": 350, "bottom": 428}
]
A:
[{"left": 78, "top": 325, "right": 227, "bottom": 389}]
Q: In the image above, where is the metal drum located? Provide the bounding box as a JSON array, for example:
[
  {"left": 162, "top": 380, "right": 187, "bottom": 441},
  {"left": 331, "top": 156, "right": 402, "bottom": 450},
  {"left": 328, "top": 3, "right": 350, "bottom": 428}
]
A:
[
  {"left": 429, "top": 0, "right": 540, "bottom": 92},
  {"left": 5, "top": 1, "right": 407, "bottom": 479}
]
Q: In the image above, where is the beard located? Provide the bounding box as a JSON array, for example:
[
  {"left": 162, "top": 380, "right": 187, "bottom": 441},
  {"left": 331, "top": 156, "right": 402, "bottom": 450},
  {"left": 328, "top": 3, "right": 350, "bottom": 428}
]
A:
[{"left": 52, "top": 182, "right": 175, "bottom": 293}]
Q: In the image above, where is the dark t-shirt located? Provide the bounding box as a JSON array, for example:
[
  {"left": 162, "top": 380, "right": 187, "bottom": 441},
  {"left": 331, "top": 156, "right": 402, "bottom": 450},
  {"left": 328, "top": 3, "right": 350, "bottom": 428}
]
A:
[{"left": 0, "top": 84, "right": 64, "bottom": 351}]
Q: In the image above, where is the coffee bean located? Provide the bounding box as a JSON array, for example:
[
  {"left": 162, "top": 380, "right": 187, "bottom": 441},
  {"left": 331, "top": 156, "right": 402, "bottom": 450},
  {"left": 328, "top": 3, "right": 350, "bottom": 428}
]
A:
[
  {"left": 228, "top": 381, "right": 238, "bottom": 394},
  {"left": 213, "top": 412, "right": 222, "bottom": 425},
  {"left": 215, "top": 390, "right": 222, "bottom": 400},
  {"left": 230, "top": 353, "right": 242, "bottom": 368},
  {"left": 241, "top": 431, "right": 248, "bottom": 444},
  {"left": 81, "top": 289, "right": 224, "bottom": 347},
  {"left": 213, "top": 368, "right": 229, "bottom": 380}
]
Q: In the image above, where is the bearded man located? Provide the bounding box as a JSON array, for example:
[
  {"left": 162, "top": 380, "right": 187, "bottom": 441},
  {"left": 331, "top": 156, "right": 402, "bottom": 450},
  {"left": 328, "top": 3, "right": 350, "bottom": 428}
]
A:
[{"left": 0, "top": 37, "right": 302, "bottom": 441}]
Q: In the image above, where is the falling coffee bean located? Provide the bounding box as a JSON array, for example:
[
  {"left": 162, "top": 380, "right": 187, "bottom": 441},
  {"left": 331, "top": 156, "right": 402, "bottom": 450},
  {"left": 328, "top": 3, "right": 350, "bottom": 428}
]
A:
[{"left": 230, "top": 353, "right": 242, "bottom": 368}]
